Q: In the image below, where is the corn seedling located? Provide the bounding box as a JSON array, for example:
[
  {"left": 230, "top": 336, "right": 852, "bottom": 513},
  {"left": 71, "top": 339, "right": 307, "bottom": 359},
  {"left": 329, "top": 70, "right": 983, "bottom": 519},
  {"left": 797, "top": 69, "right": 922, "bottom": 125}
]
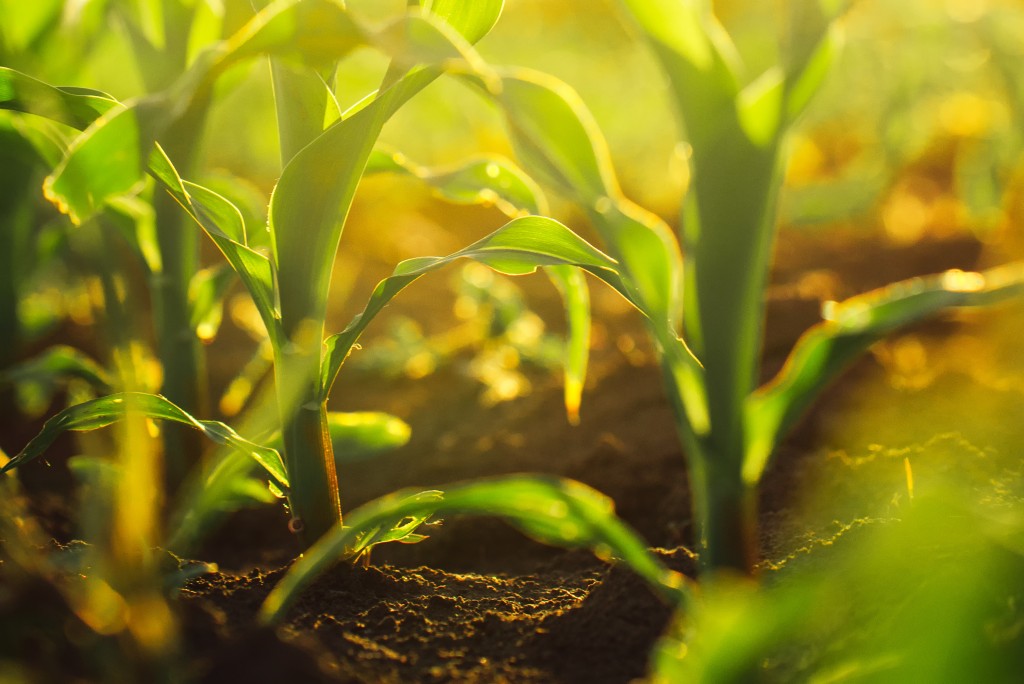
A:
[
  {"left": 1, "top": 0, "right": 651, "bottom": 581},
  {"left": 444, "top": 0, "right": 1024, "bottom": 575}
]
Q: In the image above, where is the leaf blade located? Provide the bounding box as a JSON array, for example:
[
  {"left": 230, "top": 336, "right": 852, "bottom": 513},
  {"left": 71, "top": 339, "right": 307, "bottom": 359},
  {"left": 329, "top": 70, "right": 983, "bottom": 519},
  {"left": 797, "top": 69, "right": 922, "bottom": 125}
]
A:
[
  {"left": 259, "top": 475, "right": 689, "bottom": 623},
  {"left": 745, "top": 263, "right": 1024, "bottom": 482},
  {"left": 1, "top": 392, "right": 287, "bottom": 487}
]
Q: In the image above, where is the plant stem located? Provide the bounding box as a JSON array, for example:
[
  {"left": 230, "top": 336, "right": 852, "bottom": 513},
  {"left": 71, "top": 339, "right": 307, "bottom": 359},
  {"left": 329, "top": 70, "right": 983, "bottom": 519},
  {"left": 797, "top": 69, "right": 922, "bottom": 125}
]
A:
[
  {"left": 659, "top": 360, "right": 759, "bottom": 576},
  {"left": 690, "top": 454, "right": 759, "bottom": 576},
  {"left": 274, "top": 342, "right": 342, "bottom": 544}
]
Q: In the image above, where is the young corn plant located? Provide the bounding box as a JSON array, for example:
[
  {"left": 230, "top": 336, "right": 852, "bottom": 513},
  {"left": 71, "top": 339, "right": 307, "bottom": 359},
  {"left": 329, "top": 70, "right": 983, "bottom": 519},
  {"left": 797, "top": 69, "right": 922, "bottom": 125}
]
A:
[
  {"left": 0, "top": 0, "right": 495, "bottom": 540},
  {"left": 1, "top": 0, "right": 624, "bottom": 562},
  {"left": 454, "top": 0, "right": 1024, "bottom": 575}
]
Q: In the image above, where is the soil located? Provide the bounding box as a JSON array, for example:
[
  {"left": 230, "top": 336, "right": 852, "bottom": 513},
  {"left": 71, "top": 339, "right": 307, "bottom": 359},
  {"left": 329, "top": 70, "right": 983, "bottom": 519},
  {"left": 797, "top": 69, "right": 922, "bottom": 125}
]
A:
[{"left": 2, "top": 225, "right": 1021, "bottom": 682}]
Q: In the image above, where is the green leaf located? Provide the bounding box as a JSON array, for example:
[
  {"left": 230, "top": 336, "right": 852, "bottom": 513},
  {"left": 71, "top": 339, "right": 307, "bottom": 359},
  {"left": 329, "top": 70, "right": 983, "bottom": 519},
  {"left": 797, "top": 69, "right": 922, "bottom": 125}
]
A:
[
  {"left": 366, "top": 146, "right": 546, "bottom": 217},
  {"left": 420, "top": 0, "right": 504, "bottom": 44},
  {"left": 0, "top": 346, "right": 113, "bottom": 415},
  {"left": 545, "top": 265, "right": 590, "bottom": 424},
  {"left": 37, "top": 2, "right": 493, "bottom": 226},
  {"left": 167, "top": 449, "right": 278, "bottom": 554},
  {"left": 745, "top": 263, "right": 1024, "bottom": 483},
  {"left": 1, "top": 392, "right": 287, "bottom": 487},
  {"left": 616, "top": 0, "right": 742, "bottom": 149},
  {"left": 259, "top": 475, "right": 689, "bottom": 623},
  {"left": 270, "top": 58, "right": 333, "bottom": 167},
  {"left": 365, "top": 146, "right": 591, "bottom": 422},
  {"left": 320, "top": 216, "right": 630, "bottom": 397},
  {"left": 189, "top": 263, "right": 236, "bottom": 342},
  {"left": 472, "top": 70, "right": 684, "bottom": 332},
  {"left": 0, "top": 67, "right": 119, "bottom": 129},
  {"left": 619, "top": 0, "right": 785, "bottom": 458},
  {"left": 783, "top": 17, "right": 841, "bottom": 123},
  {"left": 470, "top": 69, "right": 695, "bottom": 421},
  {"left": 327, "top": 411, "right": 411, "bottom": 463},
  {"left": 484, "top": 69, "right": 619, "bottom": 202},
  {"left": 174, "top": 178, "right": 281, "bottom": 345},
  {"left": 269, "top": 10, "right": 495, "bottom": 347}
]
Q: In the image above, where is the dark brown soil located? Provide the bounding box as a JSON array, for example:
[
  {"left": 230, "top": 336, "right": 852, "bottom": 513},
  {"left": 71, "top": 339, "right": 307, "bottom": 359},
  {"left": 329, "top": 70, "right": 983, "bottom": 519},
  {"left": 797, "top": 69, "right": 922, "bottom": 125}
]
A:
[{"left": 2, "top": 227, "right": 1019, "bottom": 682}]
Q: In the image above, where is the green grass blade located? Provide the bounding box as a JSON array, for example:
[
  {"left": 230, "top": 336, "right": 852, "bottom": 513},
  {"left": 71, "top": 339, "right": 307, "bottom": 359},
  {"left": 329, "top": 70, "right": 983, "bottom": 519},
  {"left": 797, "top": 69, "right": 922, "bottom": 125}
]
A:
[
  {"left": 745, "top": 263, "right": 1024, "bottom": 483},
  {"left": 259, "top": 475, "right": 689, "bottom": 623},
  {"left": 163, "top": 175, "right": 281, "bottom": 346},
  {"left": 321, "top": 216, "right": 630, "bottom": 396},
  {"left": 1, "top": 392, "right": 287, "bottom": 487}
]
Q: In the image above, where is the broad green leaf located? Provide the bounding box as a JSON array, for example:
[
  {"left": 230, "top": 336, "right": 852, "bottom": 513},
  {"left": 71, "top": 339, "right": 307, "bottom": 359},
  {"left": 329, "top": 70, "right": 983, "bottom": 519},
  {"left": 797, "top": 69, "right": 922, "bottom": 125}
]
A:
[
  {"left": 419, "top": 0, "right": 504, "bottom": 44},
  {"left": 364, "top": 146, "right": 591, "bottom": 422},
  {"left": 259, "top": 475, "right": 689, "bottom": 623},
  {"left": 320, "top": 216, "right": 630, "bottom": 396},
  {"left": 327, "top": 412, "right": 411, "bottom": 463},
  {"left": 0, "top": 67, "right": 119, "bottom": 128},
  {"left": 745, "top": 263, "right": 1024, "bottom": 483},
  {"left": 269, "top": 10, "right": 495, "bottom": 347},
  {"left": 483, "top": 69, "right": 619, "bottom": 202},
  {"left": 0, "top": 346, "right": 113, "bottom": 412},
  {"left": 1, "top": 392, "right": 287, "bottom": 487},
  {"left": 41, "top": 2, "right": 492, "bottom": 225},
  {"left": 270, "top": 58, "right": 333, "bottom": 167},
  {"left": 365, "top": 146, "right": 546, "bottom": 217},
  {"left": 616, "top": 0, "right": 741, "bottom": 149},
  {"left": 471, "top": 70, "right": 684, "bottom": 329}
]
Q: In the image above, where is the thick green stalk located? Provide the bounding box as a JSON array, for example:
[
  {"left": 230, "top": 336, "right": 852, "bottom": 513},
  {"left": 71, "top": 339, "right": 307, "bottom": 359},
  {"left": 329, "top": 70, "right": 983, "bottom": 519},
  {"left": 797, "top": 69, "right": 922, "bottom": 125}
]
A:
[
  {"left": 689, "top": 449, "right": 758, "bottom": 575},
  {"left": 273, "top": 338, "right": 342, "bottom": 543},
  {"left": 659, "top": 354, "right": 758, "bottom": 575}
]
